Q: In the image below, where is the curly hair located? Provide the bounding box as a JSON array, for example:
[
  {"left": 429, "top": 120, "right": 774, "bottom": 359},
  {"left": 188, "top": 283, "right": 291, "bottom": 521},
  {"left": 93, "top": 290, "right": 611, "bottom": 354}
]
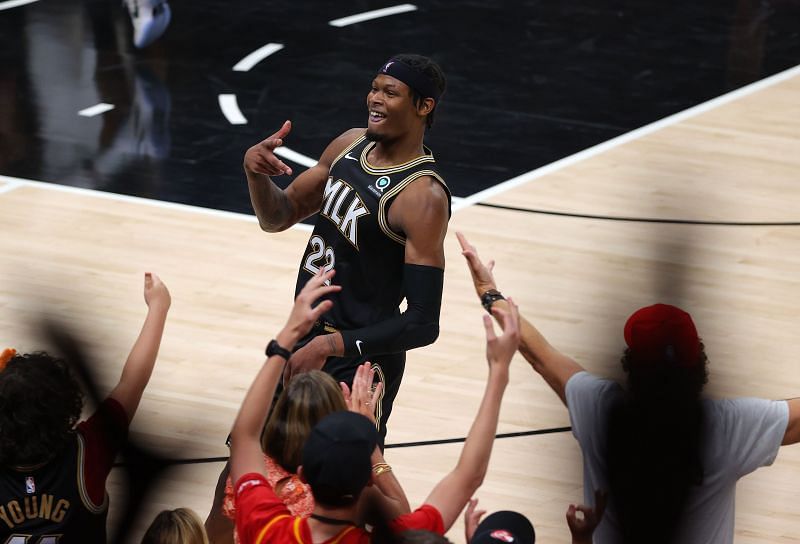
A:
[
  {"left": 0, "top": 352, "right": 84, "bottom": 466},
  {"left": 390, "top": 54, "right": 447, "bottom": 129},
  {"left": 607, "top": 344, "right": 709, "bottom": 544},
  {"left": 261, "top": 370, "right": 347, "bottom": 474}
]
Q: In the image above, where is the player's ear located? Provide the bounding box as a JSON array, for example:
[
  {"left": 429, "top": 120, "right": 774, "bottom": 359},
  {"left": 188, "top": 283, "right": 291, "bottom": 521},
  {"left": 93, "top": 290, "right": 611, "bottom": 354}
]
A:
[{"left": 417, "top": 97, "right": 435, "bottom": 116}]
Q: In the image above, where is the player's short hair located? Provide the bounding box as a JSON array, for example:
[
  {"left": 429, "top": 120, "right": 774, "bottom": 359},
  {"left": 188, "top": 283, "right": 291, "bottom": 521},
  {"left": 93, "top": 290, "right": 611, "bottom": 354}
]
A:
[
  {"left": 387, "top": 54, "right": 447, "bottom": 129},
  {"left": 140, "top": 507, "right": 209, "bottom": 544},
  {"left": 0, "top": 352, "right": 84, "bottom": 466},
  {"left": 262, "top": 370, "right": 347, "bottom": 474}
]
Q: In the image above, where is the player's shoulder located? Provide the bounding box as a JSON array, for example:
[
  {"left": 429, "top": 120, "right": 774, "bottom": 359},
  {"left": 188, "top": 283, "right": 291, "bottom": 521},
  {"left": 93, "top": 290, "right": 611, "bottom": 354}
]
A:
[
  {"left": 331, "top": 127, "right": 366, "bottom": 151},
  {"left": 337, "top": 127, "right": 366, "bottom": 142},
  {"left": 404, "top": 172, "right": 450, "bottom": 205},
  {"left": 320, "top": 128, "right": 366, "bottom": 165},
  {"left": 393, "top": 173, "right": 451, "bottom": 227}
]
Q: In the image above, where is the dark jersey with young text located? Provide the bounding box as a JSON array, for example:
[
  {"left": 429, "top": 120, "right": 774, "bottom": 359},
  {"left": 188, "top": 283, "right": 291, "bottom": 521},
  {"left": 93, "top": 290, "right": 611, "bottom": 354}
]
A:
[{"left": 0, "top": 399, "right": 128, "bottom": 543}]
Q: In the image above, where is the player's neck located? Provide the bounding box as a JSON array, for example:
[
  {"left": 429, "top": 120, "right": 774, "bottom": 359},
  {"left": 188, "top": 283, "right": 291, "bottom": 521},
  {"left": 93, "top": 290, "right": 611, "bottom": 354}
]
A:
[{"left": 369, "top": 129, "right": 426, "bottom": 167}]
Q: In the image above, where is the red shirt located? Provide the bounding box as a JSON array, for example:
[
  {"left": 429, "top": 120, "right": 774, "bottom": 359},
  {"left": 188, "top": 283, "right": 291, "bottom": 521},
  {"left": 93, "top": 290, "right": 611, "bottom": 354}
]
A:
[{"left": 234, "top": 473, "right": 444, "bottom": 544}]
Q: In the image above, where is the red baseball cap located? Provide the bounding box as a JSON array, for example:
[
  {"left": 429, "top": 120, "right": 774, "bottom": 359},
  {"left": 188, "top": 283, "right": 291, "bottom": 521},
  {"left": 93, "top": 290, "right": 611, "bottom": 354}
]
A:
[{"left": 623, "top": 304, "right": 701, "bottom": 366}]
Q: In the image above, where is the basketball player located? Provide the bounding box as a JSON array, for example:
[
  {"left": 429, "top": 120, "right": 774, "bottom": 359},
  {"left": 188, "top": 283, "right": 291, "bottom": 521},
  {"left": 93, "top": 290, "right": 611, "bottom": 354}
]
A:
[{"left": 244, "top": 53, "right": 450, "bottom": 441}]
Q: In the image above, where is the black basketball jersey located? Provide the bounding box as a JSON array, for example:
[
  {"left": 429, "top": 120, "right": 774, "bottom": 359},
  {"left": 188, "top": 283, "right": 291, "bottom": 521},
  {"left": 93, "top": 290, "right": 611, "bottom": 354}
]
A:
[
  {"left": 295, "top": 133, "right": 451, "bottom": 329},
  {"left": 0, "top": 434, "right": 107, "bottom": 543}
]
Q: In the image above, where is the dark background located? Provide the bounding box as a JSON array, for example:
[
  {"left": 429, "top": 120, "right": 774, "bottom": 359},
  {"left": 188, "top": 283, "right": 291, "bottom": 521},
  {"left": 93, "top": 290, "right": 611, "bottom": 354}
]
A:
[{"left": 1, "top": 0, "right": 798, "bottom": 213}]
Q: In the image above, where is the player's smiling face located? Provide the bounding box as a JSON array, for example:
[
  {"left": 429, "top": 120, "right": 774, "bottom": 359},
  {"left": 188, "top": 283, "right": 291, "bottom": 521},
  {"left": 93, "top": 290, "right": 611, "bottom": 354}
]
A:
[{"left": 365, "top": 74, "right": 416, "bottom": 142}]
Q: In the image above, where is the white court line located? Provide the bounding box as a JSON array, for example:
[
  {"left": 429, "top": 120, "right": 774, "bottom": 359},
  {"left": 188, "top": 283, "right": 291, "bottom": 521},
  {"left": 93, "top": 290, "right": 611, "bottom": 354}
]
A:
[
  {"left": 78, "top": 103, "right": 115, "bottom": 117},
  {"left": 233, "top": 43, "right": 284, "bottom": 72},
  {"left": 218, "top": 94, "right": 248, "bottom": 125},
  {"left": 4, "top": 63, "right": 796, "bottom": 228},
  {"left": 453, "top": 62, "right": 800, "bottom": 212},
  {"left": 0, "top": 0, "right": 40, "bottom": 10},
  {"left": 329, "top": 4, "right": 416, "bottom": 27},
  {"left": 0, "top": 175, "right": 313, "bottom": 232},
  {"left": 274, "top": 147, "right": 317, "bottom": 168},
  {"left": 0, "top": 180, "right": 22, "bottom": 195}
]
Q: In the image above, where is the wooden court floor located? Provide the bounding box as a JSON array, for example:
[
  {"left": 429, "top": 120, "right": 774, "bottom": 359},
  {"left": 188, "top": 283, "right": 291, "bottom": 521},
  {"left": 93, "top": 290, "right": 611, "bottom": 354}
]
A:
[{"left": 1, "top": 69, "right": 799, "bottom": 543}]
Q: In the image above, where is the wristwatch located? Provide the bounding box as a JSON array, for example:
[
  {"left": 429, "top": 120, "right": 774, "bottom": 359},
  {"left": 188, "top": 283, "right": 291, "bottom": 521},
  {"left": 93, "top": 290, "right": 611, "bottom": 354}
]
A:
[
  {"left": 480, "top": 289, "right": 505, "bottom": 313},
  {"left": 265, "top": 339, "right": 292, "bottom": 360}
]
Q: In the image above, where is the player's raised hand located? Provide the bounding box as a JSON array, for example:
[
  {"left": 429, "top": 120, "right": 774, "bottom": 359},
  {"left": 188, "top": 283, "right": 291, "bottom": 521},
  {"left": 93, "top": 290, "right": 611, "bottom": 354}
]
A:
[
  {"left": 143, "top": 272, "right": 171, "bottom": 311},
  {"left": 456, "top": 231, "right": 498, "bottom": 299},
  {"left": 243, "top": 120, "right": 294, "bottom": 176}
]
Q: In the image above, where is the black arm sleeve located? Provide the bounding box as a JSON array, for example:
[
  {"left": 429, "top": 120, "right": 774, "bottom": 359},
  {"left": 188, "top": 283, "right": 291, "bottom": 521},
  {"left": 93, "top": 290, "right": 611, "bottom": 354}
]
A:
[{"left": 339, "top": 263, "right": 443, "bottom": 356}]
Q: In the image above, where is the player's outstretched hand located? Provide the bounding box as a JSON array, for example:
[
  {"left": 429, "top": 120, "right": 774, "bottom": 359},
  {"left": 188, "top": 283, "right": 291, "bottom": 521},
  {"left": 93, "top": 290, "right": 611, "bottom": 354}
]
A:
[
  {"left": 243, "top": 120, "right": 294, "bottom": 177},
  {"left": 484, "top": 297, "right": 520, "bottom": 369},
  {"left": 566, "top": 489, "right": 608, "bottom": 544},
  {"left": 143, "top": 272, "right": 171, "bottom": 311},
  {"left": 464, "top": 497, "right": 487, "bottom": 542},
  {"left": 280, "top": 267, "right": 340, "bottom": 346},
  {"left": 341, "top": 361, "right": 383, "bottom": 424},
  {"left": 456, "top": 231, "right": 498, "bottom": 299}
]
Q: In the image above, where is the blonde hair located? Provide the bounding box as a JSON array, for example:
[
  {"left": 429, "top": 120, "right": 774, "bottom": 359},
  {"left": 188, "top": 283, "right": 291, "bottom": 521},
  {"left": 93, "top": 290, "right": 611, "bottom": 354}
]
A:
[{"left": 141, "top": 508, "right": 209, "bottom": 544}]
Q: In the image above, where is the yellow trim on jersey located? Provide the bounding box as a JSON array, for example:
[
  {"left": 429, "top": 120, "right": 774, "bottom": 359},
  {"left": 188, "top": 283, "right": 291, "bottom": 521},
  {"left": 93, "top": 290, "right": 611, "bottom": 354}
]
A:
[
  {"left": 330, "top": 525, "right": 358, "bottom": 544},
  {"left": 76, "top": 434, "right": 108, "bottom": 514},
  {"left": 255, "top": 514, "right": 292, "bottom": 544},
  {"left": 360, "top": 141, "right": 436, "bottom": 175},
  {"left": 371, "top": 363, "right": 386, "bottom": 433},
  {"left": 293, "top": 516, "right": 304, "bottom": 543},
  {"left": 329, "top": 133, "right": 368, "bottom": 170},
  {"left": 377, "top": 170, "right": 448, "bottom": 245}
]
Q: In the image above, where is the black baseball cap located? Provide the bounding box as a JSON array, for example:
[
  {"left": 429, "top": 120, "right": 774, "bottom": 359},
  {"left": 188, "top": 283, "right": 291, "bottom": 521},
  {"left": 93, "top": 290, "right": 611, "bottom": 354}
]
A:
[
  {"left": 302, "top": 411, "right": 378, "bottom": 506},
  {"left": 472, "top": 511, "right": 535, "bottom": 544}
]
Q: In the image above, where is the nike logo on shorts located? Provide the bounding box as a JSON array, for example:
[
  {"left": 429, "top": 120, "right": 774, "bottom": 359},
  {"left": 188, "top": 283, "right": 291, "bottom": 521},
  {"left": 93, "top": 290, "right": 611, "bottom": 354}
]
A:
[{"left": 356, "top": 340, "right": 364, "bottom": 355}]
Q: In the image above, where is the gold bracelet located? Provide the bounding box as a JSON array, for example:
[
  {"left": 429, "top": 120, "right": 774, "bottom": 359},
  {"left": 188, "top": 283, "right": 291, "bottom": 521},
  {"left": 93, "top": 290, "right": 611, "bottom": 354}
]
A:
[{"left": 372, "top": 463, "right": 392, "bottom": 476}]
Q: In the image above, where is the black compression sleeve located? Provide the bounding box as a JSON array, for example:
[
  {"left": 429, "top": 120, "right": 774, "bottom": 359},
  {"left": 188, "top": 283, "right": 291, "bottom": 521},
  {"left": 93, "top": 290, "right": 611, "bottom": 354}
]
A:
[{"left": 339, "top": 263, "right": 443, "bottom": 356}]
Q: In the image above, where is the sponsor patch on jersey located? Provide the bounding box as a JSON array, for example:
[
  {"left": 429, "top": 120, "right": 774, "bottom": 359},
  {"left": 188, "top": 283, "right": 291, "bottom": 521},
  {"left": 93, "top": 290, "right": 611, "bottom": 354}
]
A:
[
  {"left": 375, "top": 176, "right": 391, "bottom": 191},
  {"left": 25, "top": 476, "right": 35, "bottom": 494},
  {"left": 368, "top": 175, "right": 392, "bottom": 197}
]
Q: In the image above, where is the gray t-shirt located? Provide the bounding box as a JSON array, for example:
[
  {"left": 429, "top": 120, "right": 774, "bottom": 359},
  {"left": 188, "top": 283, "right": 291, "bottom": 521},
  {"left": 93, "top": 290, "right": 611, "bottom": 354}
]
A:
[{"left": 566, "top": 371, "right": 789, "bottom": 544}]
